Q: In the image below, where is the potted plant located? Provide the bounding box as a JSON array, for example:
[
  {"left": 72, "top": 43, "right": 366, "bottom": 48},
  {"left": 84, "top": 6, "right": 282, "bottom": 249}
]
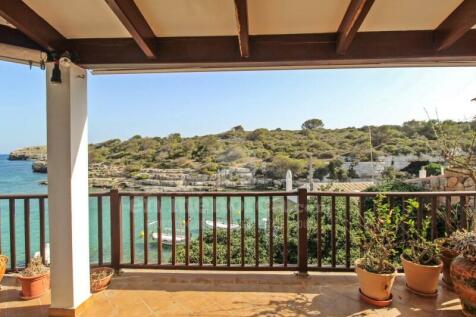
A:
[
  {"left": 401, "top": 200, "right": 442, "bottom": 296},
  {"left": 438, "top": 230, "right": 474, "bottom": 290},
  {"left": 437, "top": 203, "right": 473, "bottom": 290},
  {"left": 17, "top": 256, "right": 50, "bottom": 300},
  {"left": 90, "top": 267, "right": 114, "bottom": 293},
  {"left": 450, "top": 232, "right": 476, "bottom": 317},
  {"left": 0, "top": 254, "right": 8, "bottom": 288},
  {"left": 355, "top": 195, "right": 399, "bottom": 307}
]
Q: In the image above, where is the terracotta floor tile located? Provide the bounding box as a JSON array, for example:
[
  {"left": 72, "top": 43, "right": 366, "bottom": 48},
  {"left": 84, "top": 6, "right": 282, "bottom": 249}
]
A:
[{"left": 0, "top": 271, "right": 463, "bottom": 317}]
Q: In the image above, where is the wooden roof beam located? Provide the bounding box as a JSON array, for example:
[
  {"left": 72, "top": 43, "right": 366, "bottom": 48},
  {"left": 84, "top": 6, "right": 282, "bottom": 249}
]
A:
[
  {"left": 69, "top": 31, "right": 476, "bottom": 69},
  {"left": 233, "top": 0, "right": 250, "bottom": 58},
  {"left": 435, "top": 0, "right": 476, "bottom": 51},
  {"left": 0, "top": 0, "right": 65, "bottom": 52},
  {"left": 336, "top": 0, "right": 374, "bottom": 55},
  {"left": 105, "top": 0, "right": 157, "bottom": 59},
  {"left": 0, "top": 24, "right": 42, "bottom": 51}
]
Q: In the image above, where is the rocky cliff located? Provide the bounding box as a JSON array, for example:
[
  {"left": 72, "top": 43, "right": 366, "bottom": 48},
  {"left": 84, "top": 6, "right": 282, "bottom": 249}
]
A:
[{"left": 9, "top": 146, "right": 47, "bottom": 161}]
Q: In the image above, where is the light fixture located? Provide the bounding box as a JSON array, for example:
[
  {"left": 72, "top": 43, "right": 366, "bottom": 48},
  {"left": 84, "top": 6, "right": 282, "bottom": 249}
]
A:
[
  {"left": 59, "top": 51, "right": 72, "bottom": 68},
  {"left": 50, "top": 60, "right": 62, "bottom": 84}
]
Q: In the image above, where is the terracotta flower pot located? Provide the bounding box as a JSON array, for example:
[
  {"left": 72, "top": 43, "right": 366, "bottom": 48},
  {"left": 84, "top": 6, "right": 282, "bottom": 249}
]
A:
[
  {"left": 90, "top": 267, "right": 114, "bottom": 293},
  {"left": 17, "top": 272, "right": 50, "bottom": 300},
  {"left": 401, "top": 254, "right": 443, "bottom": 296},
  {"left": 440, "top": 247, "right": 459, "bottom": 290},
  {"left": 0, "top": 255, "right": 8, "bottom": 288},
  {"left": 451, "top": 255, "right": 476, "bottom": 317},
  {"left": 355, "top": 259, "right": 396, "bottom": 306}
]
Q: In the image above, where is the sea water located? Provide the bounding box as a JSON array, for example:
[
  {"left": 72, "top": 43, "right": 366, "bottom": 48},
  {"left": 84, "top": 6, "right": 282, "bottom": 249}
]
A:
[{"left": 0, "top": 155, "right": 286, "bottom": 267}]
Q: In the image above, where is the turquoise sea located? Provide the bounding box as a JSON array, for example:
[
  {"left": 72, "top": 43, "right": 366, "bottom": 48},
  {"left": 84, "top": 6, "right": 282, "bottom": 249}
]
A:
[{"left": 0, "top": 154, "right": 287, "bottom": 267}]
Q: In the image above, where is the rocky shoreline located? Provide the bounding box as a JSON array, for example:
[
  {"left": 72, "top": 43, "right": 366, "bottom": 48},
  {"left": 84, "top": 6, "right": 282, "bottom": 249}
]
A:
[
  {"left": 8, "top": 147, "right": 281, "bottom": 192},
  {"left": 9, "top": 146, "right": 48, "bottom": 173}
]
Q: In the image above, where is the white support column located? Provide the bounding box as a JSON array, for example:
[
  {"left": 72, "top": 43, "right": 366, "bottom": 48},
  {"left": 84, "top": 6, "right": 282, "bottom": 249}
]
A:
[{"left": 46, "top": 63, "right": 90, "bottom": 312}]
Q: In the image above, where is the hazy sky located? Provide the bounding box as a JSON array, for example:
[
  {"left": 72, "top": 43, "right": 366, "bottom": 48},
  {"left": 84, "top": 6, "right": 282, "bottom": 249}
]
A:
[{"left": 1, "top": 60, "right": 476, "bottom": 153}]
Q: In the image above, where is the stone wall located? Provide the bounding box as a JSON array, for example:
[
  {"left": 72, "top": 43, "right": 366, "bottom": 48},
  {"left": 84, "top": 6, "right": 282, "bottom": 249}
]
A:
[
  {"left": 405, "top": 171, "right": 476, "bottom": 214},
  {"left": 405, "top": 170, "right": 475, "bottom": 192},
  {"left": 343, "top": 154, "right": 441, "bottom": 179}
]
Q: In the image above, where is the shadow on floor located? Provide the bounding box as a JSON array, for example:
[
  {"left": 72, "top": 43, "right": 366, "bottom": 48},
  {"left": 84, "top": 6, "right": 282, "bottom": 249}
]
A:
[
  {"left": 104, "top": 270, "right": 462, "bottom": 317},
  {"left": 1, "top": 305, "right": 50, "bottom": 317},
  {"left": 108, "top": 270, "right": 349, "bottom": 293}
]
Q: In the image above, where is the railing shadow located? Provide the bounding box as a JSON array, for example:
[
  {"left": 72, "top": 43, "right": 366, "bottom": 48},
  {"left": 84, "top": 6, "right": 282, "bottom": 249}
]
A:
[
  {"left": 1, "top": 276, "right": 50, "bottom": 316},
  {"left": 1, "top": 305, "right": 50, "bottom": 317}
]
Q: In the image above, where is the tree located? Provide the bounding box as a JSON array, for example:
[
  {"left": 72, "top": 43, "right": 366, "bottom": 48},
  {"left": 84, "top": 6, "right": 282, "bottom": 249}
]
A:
[
  {"left": 336, "top": 168, "right": 348, "bottom": 181},
  {"left": 381, "top": 166, "right": 396, "bottom": 180},
  {"left": 328, "top": 159, "right": 343, "bottom": 179},
  {"left": 314, "top": 166, "right": 329, "bottom": 181},
  {"left": 347, "top": 162, "right": 359, "bottom": 179},
  {"left": 231, "top": 125, "right": 244, "bottom": 132},
  {"left": 267, "top": 155, "right": 306, "bottom": 178},
  {"left": 425, "top": 162, "right": 442, "bottom": 176},
  {"left": 429, "top": 118, "right": 476, "bottom": 230},
  {"left": 301, "top": 119, "right": 324, "bottom": 130},
  {"left": 429, "top": 119, "right": 476, "bottom": 183}
]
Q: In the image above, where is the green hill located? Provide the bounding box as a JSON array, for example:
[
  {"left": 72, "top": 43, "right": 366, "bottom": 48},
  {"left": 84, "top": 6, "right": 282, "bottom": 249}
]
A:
[{"left": 87, "top": 119, "right": 474, "bottom": 179}]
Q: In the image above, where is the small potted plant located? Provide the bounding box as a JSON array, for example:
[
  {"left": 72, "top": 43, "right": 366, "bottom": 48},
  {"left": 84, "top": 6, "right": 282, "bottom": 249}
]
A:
[
  {"left": 0, "top": 254, "right": 8, "bottom": 288},
  {"left": 90, "top": 267, "right": 114, "bottom": 293},
  {"left": 437, "top": 203, "right": 473, "bottom": 290},
  {"left": 355, "top": 195, "right": 398, "bottom": 307},
  {"left": 450, "top": 232, "right": 476, "bottom": 317},
  {"left": 17, "top": 256, "right": 50, "bottom": 300},
  {"left": 401, "top": 200, "right": 442, "bottom": 296},
  {"left": 438, "top": 230, "right": 474, "bottom": 290}
]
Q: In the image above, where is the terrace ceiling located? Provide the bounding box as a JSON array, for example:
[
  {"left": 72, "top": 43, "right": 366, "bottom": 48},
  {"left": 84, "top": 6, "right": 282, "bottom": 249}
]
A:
[{"left": 1, "top": 0, "right": 476, "bottom": 73}]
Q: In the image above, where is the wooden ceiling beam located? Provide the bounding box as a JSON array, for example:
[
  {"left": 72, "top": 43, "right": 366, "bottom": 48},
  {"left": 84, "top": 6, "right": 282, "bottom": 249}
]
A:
[
  {"left": 233, "top": 0, "right": 250, "bottom": 58},
  {"left": 0, "top": 0, "right": 65, "bottom": 52},
  {"left": 336, "top": 0, "right": 374, "bottom": 55},
  {"left": 435, "top": 0, "right": 476, "bottom": 51},
  {"left": 0, "top": 25, "right": 42, "bottom": 51},
  {"left": 62, "top": 30, "right": 476, "bottom": 70},
  {"left": 105, "top": 0, "right": 157, "bottom": 59}
]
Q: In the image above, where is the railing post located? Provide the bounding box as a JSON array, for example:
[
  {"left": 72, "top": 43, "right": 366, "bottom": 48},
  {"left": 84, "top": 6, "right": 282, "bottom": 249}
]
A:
[
  {"left": 297, "top": 188, "right": 308, "bottom": 276},
  {"left": 110, "top": 189, "right": 122, "bottom": 274}
]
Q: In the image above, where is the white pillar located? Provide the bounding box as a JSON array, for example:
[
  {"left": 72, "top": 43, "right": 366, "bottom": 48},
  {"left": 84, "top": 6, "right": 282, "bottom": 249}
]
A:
[{"left": 46, "top": 63, "right": 90, "bottom": 311}]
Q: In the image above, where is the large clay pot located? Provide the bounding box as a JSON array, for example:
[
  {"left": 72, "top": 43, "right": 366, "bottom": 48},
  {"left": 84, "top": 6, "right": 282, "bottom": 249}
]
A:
[
  {"left": 441, "top": 247, "right": 459, "bottom": 290},
  {"left": 451, "top": 255, "right": 476, "bottom": 317},
  {"left": 0, "top": 255, "right": 8, "bottom": 287},
  {"left": 355, "top": 259, "right": 396, "bottom": 306},
  {"left": 17, "top": 272, "right": 50, "bottom": 300},
  {"left": 401, "top": 254, "right": 443, "bottom": 296}
]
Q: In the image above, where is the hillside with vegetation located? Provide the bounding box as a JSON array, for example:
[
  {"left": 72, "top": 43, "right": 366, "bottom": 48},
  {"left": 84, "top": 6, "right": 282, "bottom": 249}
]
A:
[
  {"left": 9, "top": 119, "right": 474, "bottom": 190},
  {"left": 88, "top": 119, "right": 472, "bottom": 177}
]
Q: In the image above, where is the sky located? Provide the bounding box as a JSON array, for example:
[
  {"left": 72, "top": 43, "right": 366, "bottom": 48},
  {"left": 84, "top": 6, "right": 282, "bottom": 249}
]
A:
[{"left": 1, "top": 60, "right": 476, "bottom": 153}]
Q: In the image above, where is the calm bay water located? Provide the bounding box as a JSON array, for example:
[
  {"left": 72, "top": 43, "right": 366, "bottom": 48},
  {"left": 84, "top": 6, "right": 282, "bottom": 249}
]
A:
[{"left": 0, "top": 155, "right": 285, "bottom": 267}]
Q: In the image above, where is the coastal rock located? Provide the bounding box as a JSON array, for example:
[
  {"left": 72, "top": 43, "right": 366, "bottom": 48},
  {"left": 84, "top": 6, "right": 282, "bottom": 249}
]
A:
[
  {"left": 9, "top": 146, "right": 47, "bottom": 161},
  {"left": 32, "top": 161, "right": 47, "bottom": 173}
]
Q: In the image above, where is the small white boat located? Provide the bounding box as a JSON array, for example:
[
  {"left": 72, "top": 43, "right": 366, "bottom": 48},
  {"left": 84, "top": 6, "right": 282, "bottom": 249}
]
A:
[
  {"left": 146, "top": 221, "right": 186, "bottom": 245},
  {"left": 205, "top": 220, "right": 240, "bottom": 230},
  {"left": 151, "top": 232, "right": 185, "bottom": 245}
]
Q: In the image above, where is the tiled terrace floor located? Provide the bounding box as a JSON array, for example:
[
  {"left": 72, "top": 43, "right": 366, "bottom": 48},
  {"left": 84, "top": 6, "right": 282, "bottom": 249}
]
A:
[{"left": 0, "top": 269, "right": 463, "bottom": 317}]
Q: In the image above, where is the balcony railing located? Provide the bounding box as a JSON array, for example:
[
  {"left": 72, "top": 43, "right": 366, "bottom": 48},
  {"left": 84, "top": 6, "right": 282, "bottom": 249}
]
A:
[{"left": 0, "top": 189, "right": 474, "bottom": 273}]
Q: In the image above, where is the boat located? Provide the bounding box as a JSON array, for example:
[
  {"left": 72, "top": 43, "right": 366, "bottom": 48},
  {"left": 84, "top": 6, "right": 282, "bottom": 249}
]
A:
[
  {"left": 151, "top": 232, "right": 185, "bottom": 245},
  {"left": 146, "top": 221, "right": 186, "bottom": 245},
  {"left": 205, "top": 220, "right": 240, "bottom": 230}
]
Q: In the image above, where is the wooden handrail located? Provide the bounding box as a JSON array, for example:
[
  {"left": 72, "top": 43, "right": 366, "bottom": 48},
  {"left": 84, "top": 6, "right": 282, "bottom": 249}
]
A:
[{"left": 0, "top": 189, "right": 474, "bottom": 274}]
